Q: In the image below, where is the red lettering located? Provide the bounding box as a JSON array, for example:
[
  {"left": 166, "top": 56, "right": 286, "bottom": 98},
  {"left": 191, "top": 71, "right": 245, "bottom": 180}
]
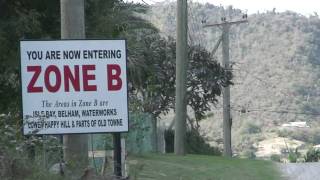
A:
[
  {"left": 64, "top": 65, "right": 80, "bottom": 92},
  {"left": 27, "top": 66, "right": 43, "bottom": 93},
  {"left": 107, "top": 64, "right": 122, "bottom": 91},
  {"left": 83, "top": 65, "right": 97, "bottom": 91},
  {"left": 26, "top": 65, "right": 100, "bottom": 93},
  {"left": 44, "top": 65, "right": 61, "bottom": 92}
]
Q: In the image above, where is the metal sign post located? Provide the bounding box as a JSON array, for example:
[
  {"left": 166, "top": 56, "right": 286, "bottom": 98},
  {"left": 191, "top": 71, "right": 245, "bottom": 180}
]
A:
[{"left": 113, "top": 132, "right": 122, "bottom": 177}]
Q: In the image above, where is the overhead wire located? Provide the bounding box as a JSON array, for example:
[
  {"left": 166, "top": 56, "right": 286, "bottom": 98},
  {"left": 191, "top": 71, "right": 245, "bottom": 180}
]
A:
[
  {"left": 189, "top": 5, "right": 319, "bottom": 121},
  {"left": 231, "top": 107, "right": 320, "bottom": 117},
  {"left": 187, "top": 0, "right": 197, "bottom": 45},
  {"left": 188, "top": 0, "right": 206, "bottom": 47},
  {"left": 227, "top": 65, "right": 319, "bottom": 118}
]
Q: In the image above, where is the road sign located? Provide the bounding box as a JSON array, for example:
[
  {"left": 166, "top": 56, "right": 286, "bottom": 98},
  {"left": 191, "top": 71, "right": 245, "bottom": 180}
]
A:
[{"left": 20, "top": 39, "right": 128, "bottom": 135}]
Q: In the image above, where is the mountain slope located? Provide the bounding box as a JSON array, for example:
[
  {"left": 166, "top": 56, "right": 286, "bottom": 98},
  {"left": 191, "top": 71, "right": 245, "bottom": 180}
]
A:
[{"left": 146, "top": 2, "right": 320, "bottom": 154}]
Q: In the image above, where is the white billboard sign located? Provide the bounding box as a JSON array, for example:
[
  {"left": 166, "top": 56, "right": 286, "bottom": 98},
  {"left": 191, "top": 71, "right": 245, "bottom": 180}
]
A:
[{"left": 20, "top": 40, "right": 128, "bottom": 135}]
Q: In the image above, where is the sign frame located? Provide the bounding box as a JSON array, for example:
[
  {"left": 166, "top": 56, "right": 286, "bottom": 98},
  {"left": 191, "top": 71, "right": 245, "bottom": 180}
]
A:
[{"left": 19, "top": 39, "right": 129, "bottom": 135}]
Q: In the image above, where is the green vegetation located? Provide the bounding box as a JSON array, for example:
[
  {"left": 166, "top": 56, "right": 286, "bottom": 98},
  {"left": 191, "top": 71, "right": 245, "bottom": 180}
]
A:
[
  {"left": 278, "top": 128, "right": 320, "bottom": 145},
  {"left": 240, "top": 120, "right": 262, "bottom": 134},
  {"left": 127, "top": 32, "right": 232, "bottom": 122},
  {"left": 3, "top": 0, "right": 320, "bottom": 178},
  {"left": 129, "top": 154, "right": 282, "bottom": 180},
  {"left": 288, "top": 148, "right": 300, "bottom": 163},
  {"left": 0, "top": 114, "right": 63, "bottom": 179},
  {"left": 164, "top": 129, "right": 222, "bottom": 156},
  {"left": 304, "top": 148, "right": 320, "bottom": 162},
  {"left": 146, "top": 2, "right": 320, "bottom": 155},
  {"left": 270, "top": 154, "right": 281, "bottom": 162},
  {"left": 0, "top": 0, "right": 231, "bottom": 178}
]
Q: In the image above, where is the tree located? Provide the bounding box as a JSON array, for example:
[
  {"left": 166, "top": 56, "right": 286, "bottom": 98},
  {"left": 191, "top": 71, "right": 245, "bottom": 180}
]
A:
[
  {"left": 127, "top": 31, "right": 232, "bottom": 128},
  {"left": 0, "top": 0, "right": 231, "bottom": 162},
  {"left": 0, "top": 0, "right": 60, "bottom": 113},
  {"left": 86, "top": 0, "right": 157, "bottom": 38},
  {"left": 126, "top": 31, "right": 232, "bottom": 154},
  {"left": 0, "top": 0, "right": 161, "bottom": 177},
  {"left": 0, "top": 0, "right": 154, "bottom": 114}
]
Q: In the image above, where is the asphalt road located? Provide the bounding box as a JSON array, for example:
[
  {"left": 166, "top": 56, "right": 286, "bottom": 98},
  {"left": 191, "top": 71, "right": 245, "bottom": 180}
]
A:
[{"left": 279, "top": 162, "right": 320, "bottom": 180}]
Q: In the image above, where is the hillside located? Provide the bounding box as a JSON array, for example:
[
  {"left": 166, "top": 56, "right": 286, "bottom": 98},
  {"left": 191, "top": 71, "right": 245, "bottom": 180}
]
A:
[{"left": 145, "top": 2, "right": 320, "bottom": 156}]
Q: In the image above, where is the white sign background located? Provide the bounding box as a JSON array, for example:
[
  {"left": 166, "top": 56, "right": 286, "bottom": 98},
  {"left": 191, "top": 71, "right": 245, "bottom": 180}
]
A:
[{"left": 20, "top": 40, "right": 128, "bottom": 135}]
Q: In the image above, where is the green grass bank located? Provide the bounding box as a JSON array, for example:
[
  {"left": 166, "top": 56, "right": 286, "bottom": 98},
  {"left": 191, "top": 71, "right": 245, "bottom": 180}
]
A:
[{"left": 129, "top": 154, "right": 282, "bottom": 180}]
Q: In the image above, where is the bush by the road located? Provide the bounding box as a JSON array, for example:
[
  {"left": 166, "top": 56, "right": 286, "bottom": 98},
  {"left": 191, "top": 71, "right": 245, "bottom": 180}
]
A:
[
  {"left": 304, "top": 148, "right": 320, "bottom": 162},
  {"left": 164, "top": 129, "right": 221, "bottom": 156}
]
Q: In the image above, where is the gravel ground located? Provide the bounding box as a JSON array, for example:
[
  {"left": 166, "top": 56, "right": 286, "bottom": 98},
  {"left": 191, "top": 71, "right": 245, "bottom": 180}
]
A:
[{"left": 279, "top": 162, "right": 320, "bottom": 180}]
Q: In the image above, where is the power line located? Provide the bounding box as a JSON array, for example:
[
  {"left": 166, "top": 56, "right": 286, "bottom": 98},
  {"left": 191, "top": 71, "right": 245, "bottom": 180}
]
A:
[
  {"left": 188, "top": 1, "right": 200, "bottom": 46},
  {"left": 232, "top": 67, "right": 304, "bottom": 106},
  {"left": 188, "top": 1, "right": 208, "bottom": 47},
  {"left": 231, "top": 107, "right": 320, "bottom": 116}
]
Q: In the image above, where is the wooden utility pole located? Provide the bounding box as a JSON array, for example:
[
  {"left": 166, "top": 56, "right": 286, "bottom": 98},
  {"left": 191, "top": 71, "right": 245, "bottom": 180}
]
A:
[
  {"left": 204, "top": 18, "right": 247, "bottom": 157},
  {"left": 222, "top": 24, "right": 232, "bottom": 157},
  {"left": 61, "top": 0, "right": 88, "bottom": 168},
  {"left": 174, "top": 0, "right": 188, "bottom": 155}
]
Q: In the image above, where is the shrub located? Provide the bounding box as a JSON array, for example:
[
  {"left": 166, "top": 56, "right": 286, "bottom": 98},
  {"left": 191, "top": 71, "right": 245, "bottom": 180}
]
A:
[
  {"left": 270, "top": 154, "right": 281, "bottom": 162},
  {"left": 186, "top": 130, "right": 221, "bottom": 156},
  {"left": 0, "top": 114, "right": 64, "bottom": 180},
  {"left": 310, "top": 128, "right": 320, "bottom": 144},
  {"left": 277, "top": 128, "right": 319, "bottom": 144},
  {"left": 277, "top": 129, "right": 289, "bottom": 137},
  {"left": 241, "top": 120, "right": 261, "bottom": 134},
  {"left": 287, "top": 148, "right": 301, "bottom": 163},
  {"left": 290, "top": 130, "right": 310, "bottom": 143},
  {"left": 304, "top": 148, "right": 320, "bottom": 162},
  {"left": 240, "top": 149, "right": 256, "bottom": 159},
  {"left": 164, "top": 129, "right": 221, "bottom": 156},
  {"left": 233, "top": 133, "right": 260, "bottom": 155}
]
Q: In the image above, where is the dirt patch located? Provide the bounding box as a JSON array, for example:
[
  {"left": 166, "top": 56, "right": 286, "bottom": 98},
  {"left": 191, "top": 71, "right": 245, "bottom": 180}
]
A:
[{"left": 255, "top": 137, "right": 305, "bottom": 158}]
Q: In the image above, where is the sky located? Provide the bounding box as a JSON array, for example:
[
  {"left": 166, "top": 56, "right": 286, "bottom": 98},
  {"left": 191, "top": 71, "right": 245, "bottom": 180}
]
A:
[{"left": 130, "top": 0, "right": 320, "bottom": 16}]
